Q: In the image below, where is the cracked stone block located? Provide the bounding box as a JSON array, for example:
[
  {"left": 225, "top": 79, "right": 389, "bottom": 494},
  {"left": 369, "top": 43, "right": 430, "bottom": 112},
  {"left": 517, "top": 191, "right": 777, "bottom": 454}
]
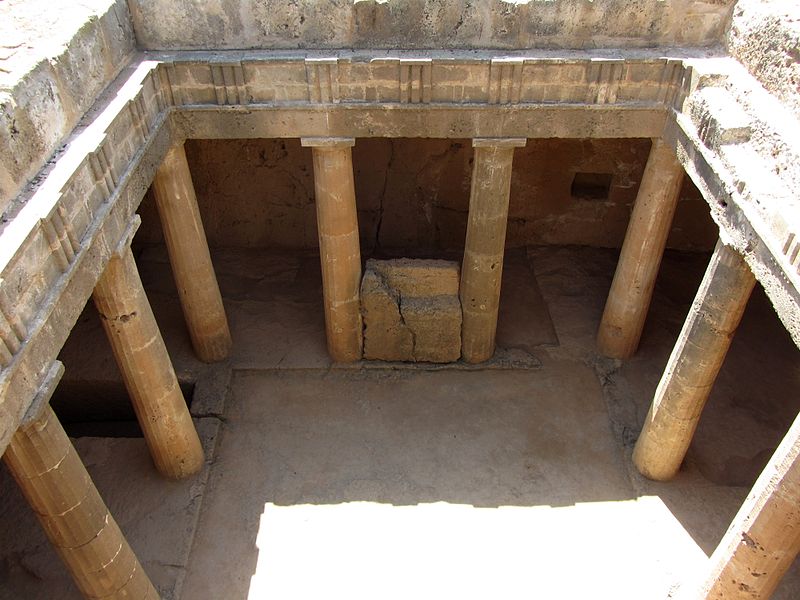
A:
[
  {"left": 361, "top": 259, "right": 461, "bottom": 363},
  {"left": 361, "top": 268, "right": 414, "bottom": 362}
]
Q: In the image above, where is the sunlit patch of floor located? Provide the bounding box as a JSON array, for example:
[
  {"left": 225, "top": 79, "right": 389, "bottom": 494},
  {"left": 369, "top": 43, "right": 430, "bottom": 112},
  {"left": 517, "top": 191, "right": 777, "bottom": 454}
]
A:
[{"left": 249, "top": 498, "right": 705, "bottom": 599}]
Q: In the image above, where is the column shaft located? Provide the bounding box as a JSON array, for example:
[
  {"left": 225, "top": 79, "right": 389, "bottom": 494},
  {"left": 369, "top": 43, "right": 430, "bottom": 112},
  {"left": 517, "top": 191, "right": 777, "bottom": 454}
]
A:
[
  {"left": 4, "top": 405, "right": 159, "bottom": 599},
  {"left": 694, "top": 411, "right": 800, "bottom": 599},
  {"left": 303, "top": 138, "right": 362, "bottom": 362},
  {"left": 460, "top": 138, "right": 525, "bottom": 364},
  {"left": 597, "top": 138, "right": 684, "bottom": 358},
  {"left": 152, "top": 142, "right": 231, "bottom": 363},
  {"left": 633, "top": 241, "right": 755, "bottom": 481},
  {"left": 93, "top": 247, "right": 204, "bottom": 479}
]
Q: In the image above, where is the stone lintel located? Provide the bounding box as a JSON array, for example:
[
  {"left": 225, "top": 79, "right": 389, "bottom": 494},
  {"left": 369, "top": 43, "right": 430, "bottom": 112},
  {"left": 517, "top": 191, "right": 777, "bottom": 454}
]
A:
[
  {"left": 301, "top": 137, "right": 356, "bottom": 148},
  {"left": 21, "top": 361, "right": 64, "bottom": 426},
  {"left": 176, "top": 106, "right": 668, "bottom": 141},
  {"left": 472, "top": 137, "right": 527, "bottom": 148}
]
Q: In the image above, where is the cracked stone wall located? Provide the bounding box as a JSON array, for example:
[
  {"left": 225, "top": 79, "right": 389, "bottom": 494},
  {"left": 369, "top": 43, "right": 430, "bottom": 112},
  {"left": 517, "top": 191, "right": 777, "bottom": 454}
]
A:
[{"left": 137, "top": 137, "right": 718, "bottom": 253}]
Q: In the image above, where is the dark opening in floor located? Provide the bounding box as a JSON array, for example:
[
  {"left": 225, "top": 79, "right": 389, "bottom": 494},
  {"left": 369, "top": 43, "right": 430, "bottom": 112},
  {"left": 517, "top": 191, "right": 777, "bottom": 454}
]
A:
[{"left": 50, "top": 380, "right": 195, "bottom": 438}]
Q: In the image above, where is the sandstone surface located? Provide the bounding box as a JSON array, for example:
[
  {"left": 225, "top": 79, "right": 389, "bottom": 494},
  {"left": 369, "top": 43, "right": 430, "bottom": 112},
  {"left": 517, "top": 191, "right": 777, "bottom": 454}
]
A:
[{"left": 361, "top": 259, "right": 461, "bottom": 363}]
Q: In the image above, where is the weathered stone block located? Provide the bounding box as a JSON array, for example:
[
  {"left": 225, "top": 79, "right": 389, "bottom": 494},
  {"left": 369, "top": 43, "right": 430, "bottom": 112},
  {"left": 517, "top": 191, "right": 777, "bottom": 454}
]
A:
[
  {"left": 373, "top": 258, "right": 460, "bottom": 297},
  {"left": 361, "top": 259, "right": 461, "bottom": 363},
  {"left": 361, "top": 269, "right": 413, "bottom": 362},
  {"left": 401, "top": 296, "right": 462, "bottom": 363}
]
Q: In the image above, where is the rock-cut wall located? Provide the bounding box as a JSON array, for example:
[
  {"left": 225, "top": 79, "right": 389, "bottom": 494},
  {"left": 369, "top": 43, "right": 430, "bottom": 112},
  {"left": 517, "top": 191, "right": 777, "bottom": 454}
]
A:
[
  {"left": 136, "top": 137, "right": 719, "bottom": 253},
  {"left": 0, "top": 0, "right": 136, "bottom": 214},
  {"left": 127, "top": 0, "right": 736, "bottom": 50}
]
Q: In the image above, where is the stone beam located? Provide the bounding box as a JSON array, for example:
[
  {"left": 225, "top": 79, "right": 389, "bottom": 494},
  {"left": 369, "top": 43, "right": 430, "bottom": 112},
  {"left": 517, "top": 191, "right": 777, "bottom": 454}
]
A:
[
  {"left": 461, "top": 137, "right": 526, "bottom": 363},
  {"left": 633, "top": 240, "right": 756, "bottom": 481},
  {"left": 152, "top": 141, "right": 232, "bottom": 363},
  {"left": 174, "top": 105, "right": 668, "bottom": 141},
  {"left": 597, "top": 138, "right": 684, "bottom": 359},
  {"left": 2, "top": 361, "right": 159, "bottom": 599},
  {"left": 301, "top": 137, "right": 363, "bottom": 363}
]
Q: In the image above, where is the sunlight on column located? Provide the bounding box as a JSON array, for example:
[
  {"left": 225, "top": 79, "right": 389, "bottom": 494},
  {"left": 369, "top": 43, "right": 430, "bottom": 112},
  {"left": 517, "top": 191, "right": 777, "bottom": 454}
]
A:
[{"left": 248, "top": 497, "right": 706, "bottom": 599}]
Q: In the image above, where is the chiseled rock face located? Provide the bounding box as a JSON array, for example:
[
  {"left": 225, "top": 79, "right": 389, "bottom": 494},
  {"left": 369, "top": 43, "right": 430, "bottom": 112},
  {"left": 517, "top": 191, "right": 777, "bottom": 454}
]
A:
[
  {"left": 127, "top": 0, "right": 735, "bottom": 51},
  {"left": 361, "top": 259, "right": 461, "bottom": 363}
]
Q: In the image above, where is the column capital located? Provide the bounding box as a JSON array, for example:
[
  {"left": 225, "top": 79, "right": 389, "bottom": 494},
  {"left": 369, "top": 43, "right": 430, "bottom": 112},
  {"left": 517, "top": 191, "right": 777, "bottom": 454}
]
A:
[
  {"left": 21, "top": 361, "right": 64, "bottom": 426},
  {"left": 112, "top": 214, "right": 141, "bottom": 259},
  {"left": 301, "top": 137, "right": 355, "bottom": 148},
  {"left": 472, "top": 137, "right": 527, "bottom": 148}
]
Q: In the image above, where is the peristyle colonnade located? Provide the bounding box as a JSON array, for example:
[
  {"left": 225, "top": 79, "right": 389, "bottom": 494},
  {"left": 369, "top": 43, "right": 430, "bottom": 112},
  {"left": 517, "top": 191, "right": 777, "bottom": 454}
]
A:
[{"left": 4, "top": 123, "right": 798, "bottom": 600}]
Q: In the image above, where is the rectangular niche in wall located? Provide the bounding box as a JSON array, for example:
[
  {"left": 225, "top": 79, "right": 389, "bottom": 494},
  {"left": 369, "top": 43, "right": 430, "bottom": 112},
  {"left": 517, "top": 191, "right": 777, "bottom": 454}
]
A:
[{"left": 570, "top": 172, "right": 613, "bottom": 200}]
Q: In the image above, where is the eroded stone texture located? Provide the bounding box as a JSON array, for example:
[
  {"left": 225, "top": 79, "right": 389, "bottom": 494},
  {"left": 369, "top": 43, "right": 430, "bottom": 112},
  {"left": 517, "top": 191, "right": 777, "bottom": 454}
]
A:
[
  {"left": 127, "top": 0, "right": 735, "bottom": 50},
  {"left": 0, "top": 0, "right": 136, "bottom": 213},
  {"left": 361, "top": 259, "right": 461, "bottom": 363},
  {"left": 727, "top": 0, "right": 800, "bottom": 122}
]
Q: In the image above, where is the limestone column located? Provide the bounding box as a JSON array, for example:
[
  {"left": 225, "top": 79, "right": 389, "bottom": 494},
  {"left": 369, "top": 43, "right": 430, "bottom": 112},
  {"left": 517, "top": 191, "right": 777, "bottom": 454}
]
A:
[
  {"left": 301, "top": 137, "right": 362, "bottom": 363},
  {"left": 597, "top": 138, "right": 684, "bottom": 359},
  {"left": 93, "top": 236, "right": 204, "bottom": 480},
  {"left": 3, "top": 363, "right": 159, "bottom": 599},
  {"left": 633, "top": 240, "right": 755, "bottom": 481},
  {"left": 690, "top": 411, "right": 800, "bottom": 599},
  {"left": 152, "top": 142, "right": 231, "bottom": 363},
  {"left": 460, "top": 137, "right": 526, "bottom": 364}
]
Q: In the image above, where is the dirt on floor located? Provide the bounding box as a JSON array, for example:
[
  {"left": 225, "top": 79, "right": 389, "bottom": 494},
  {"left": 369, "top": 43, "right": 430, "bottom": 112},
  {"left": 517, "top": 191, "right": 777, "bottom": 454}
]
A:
[{"left": 0, "top": 245, "right": 798, "bottom": 599}]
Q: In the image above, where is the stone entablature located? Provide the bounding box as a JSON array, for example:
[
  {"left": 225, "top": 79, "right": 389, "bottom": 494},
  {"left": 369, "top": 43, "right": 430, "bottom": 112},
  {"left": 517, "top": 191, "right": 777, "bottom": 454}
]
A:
[
  {"left": 157, "top": 51, "right": 686, "bottom": 108},
  {"left": 0, "top": 48, "right": 798, "bottom": 459}
]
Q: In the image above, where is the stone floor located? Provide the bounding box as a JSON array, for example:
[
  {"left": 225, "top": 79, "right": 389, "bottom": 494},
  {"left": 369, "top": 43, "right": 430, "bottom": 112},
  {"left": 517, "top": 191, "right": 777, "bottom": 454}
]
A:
[{"left": 0, "top": 245, "right": 798, "bottom": 599}]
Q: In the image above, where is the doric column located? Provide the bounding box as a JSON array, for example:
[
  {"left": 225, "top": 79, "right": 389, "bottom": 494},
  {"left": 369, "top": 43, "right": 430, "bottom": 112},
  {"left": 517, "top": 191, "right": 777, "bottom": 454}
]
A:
[
  {"left": 301, "top": 137, "right": 362, "bottom": 363},
  {"left": 3, "top": 362, "right": 159, "bottom": 600},
  {"left": 633, "top": 241, "right": 755, "bottom": 481},
  {"left": 597, "top": 138, "right": 684, "bottom": 359},
  {"left": 689, "top": 411, "right": 800, "bottom": 599},
  {"left": 460, "top": 137, "right": 526, "bottom": 364},
  {"left": 152, "top": 142, "right": 231, "bottom": 363},
  {"left": 93, "top": 219, "right": 204, "bottom": 479}
]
